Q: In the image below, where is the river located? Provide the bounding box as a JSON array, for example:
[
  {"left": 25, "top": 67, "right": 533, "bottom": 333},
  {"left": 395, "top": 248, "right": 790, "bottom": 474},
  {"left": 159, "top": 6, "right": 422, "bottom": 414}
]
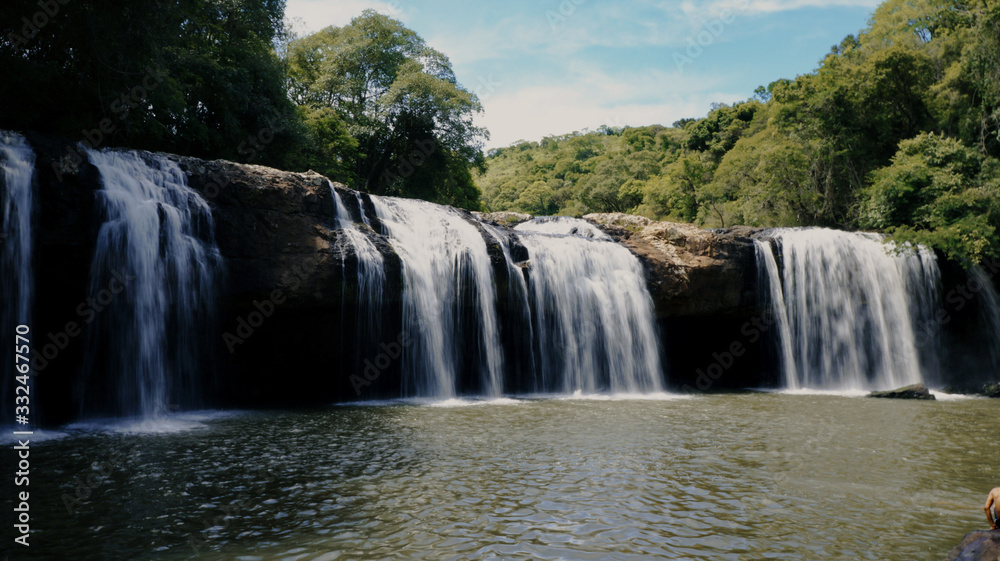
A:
[{"left": 7, "top": 392, "right": 996, "bottom": 560}]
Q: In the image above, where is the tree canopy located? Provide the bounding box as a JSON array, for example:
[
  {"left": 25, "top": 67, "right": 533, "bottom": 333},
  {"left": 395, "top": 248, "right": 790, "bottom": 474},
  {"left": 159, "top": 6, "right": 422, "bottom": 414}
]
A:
[
  {"left": 4, "top": 0, "right": 1000, "bottom": 240},
  {"left": 476, "top": 0, "right": 1000, "bottom": 263},
  {"left": 0, "top": 4, "right": 488, "bottom": 209},
  {"left": 285, "top": 11, "right": 488, "bottom": 209},
  {"left": 0, "top": 0, "right": 305, "bottom": 168}
]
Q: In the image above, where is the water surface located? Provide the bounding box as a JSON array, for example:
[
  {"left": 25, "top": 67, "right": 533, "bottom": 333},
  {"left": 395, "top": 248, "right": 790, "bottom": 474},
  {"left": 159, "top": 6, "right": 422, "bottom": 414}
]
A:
[{"left": 6, "top": 393, "right": 996, "bottom": 560}]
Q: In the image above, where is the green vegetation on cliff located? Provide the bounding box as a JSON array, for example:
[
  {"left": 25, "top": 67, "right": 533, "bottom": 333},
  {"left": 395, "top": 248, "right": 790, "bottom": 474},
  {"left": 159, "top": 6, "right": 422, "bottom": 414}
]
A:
[{"left": 477, "top": 0, "right": 1000, "bottom": 263}]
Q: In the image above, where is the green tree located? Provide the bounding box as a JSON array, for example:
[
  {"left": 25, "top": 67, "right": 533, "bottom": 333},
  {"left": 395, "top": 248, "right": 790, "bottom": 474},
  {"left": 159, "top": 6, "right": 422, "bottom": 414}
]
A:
[
  {"left": 860, "top": 133, "right": 1000, "bottom": 263},
  {"left": 286, "top": 10, "right": 487, "bottom": 208},
  {"left": 710, "top": 132, "right": 817, "bottom": 227},
  {"left": 641, "top": 154, "right": 710, "bottom": 222},
  {"left": 516, "top": 181, "right": 558, "bottom": 215},
  {"left": 0, "top": 0, "right": 304, "bottom": 167}
]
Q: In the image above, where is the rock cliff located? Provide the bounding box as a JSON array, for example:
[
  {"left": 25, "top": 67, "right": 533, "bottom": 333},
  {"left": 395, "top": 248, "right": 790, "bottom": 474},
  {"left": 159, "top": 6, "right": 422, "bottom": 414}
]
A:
[{"left": 19, "top": 135, "right": 766, "bottom": 421}]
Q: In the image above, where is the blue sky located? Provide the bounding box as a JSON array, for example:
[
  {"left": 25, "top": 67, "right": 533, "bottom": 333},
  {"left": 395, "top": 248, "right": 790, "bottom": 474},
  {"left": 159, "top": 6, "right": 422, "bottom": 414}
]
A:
[{"left": 285, "top": 0, "right": 882, "bottom": 149}]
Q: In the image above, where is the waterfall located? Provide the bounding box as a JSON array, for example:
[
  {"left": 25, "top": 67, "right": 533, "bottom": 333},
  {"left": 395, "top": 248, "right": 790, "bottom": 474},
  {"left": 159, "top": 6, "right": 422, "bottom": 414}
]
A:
[
  {"left": 515, "top": 216, "right": 611, "bottom": 240},
  {"left": 483, "top": 223, "right": 537, "bottom": 390},
  {"left": 355, "top": 192, "right": 373, "bottom": 228},
  {"left": 83, "top": 149, "right": 221, "bottom": 417},
  {"left": 1, "top": 133, "right": 34, "bottom": 327},
  {"left": 370, "top": 196, "right": 504, "bottom": 398},
  {"left": 755, "top": 228, "right": 940, "bottom": 391},
  {"left": 754, "top": 239, "right": 797, "bottom": 385},
  {"left": 1, "top": 133, "right": 35, "bottom": 420},
  {"left": 514, "top": 218, "right": 664, "bottom": 394},
  {"left": 332, "top": 187, "right": 386, "bottom": 300},
  {"left": 332, "top": 187, "right": 387, "bottom": 392},
  {"left": 901, "top": 244, "right": 943, "bottom": 381}
]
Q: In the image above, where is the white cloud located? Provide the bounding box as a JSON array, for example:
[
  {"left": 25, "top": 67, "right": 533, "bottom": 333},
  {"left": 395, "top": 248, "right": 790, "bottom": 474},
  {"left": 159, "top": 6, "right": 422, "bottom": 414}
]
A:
[
  {"left": 741, "top": 0, "right": 881, "bottom": 13},
  {"left": 284, "top": 0, "right": 401, "bottom": 34},
  {"left": 477, "top": 68, "right": 743, "bottom": 148}
]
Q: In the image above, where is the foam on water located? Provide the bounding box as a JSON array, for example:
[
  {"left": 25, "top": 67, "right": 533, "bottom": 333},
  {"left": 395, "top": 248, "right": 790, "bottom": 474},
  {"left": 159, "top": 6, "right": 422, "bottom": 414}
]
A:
[
  {"left": 555, "top": 390, "right": 693, "bottom": 401},
  {"left": 337, "top": 397, "right": 525, "bottom": 408},
  {"left": 65, "top": 410, "right": 244, "bottom": 434},
  {"left": 773, "top": 388, "right": 872, "bottom": 398},
  {"left": 426, "top": 397, "right": 525, "bottom": 408},
  {"left": 0, "top": 429, "right": 69, "bottom": 445},
  {"left": 929, "top": 390, "right": 981, "bottom": 401}
]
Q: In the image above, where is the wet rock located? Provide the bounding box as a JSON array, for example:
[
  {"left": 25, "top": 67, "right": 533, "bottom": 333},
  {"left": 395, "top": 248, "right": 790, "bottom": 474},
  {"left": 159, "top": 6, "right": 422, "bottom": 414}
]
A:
[
  {"left": 944, "top": 530, "right": 1000, "bottom": 561},
  {"left": 867, "top": 383, "right": 936, "bottom": 400},
  {"left": 980, "top": 382, "right": 1000, "bottom": 398},
  {"left": 584, "top": 213, "right": 761, "bottom": 318}
]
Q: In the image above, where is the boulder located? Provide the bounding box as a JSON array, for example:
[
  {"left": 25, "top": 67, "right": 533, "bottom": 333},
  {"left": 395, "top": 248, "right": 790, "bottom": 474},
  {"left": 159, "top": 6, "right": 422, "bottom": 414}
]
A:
[
  {"left": 867, "top": 383, "right": 936, "bottom": 400},
  {"left": 980, "top": 382, "right": 1000, "bottom": 398},
  {"left": 944, "top": 530, "right": 1000, "bottom": 561}
]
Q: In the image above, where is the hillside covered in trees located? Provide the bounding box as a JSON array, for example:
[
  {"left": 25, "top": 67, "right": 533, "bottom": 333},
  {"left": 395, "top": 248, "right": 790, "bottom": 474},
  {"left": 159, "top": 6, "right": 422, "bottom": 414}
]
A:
[{"left": 477, "top": 0, "right": 1000, "bottom": 264}]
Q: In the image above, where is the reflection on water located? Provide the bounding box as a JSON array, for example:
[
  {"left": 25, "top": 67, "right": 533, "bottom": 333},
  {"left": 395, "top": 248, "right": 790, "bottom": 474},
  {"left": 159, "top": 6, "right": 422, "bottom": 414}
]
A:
[{"left": 5, "top": 394, "right": 997, "bottom": 560}]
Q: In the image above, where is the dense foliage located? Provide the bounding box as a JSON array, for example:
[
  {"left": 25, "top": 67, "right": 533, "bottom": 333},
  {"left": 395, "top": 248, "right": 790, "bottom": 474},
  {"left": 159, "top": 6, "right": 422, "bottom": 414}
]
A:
[
  {"left": 0, "top": 4, "right": 486, "bottom": 209},
  {"left": 0, "top": 0, "right": 304, "bottom": 167},
  {"left": 477, "top": 0, "right": 1000, "bottom": 263},
  {"left": 285, "top": 11, "right": 487, "bottom": 208}
]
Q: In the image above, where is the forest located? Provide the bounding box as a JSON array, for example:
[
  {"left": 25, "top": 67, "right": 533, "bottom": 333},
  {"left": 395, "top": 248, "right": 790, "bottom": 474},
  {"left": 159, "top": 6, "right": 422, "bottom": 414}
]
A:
[
  {"left": 478, "top": 0, "right": 1000, "bottom": 264},
  {"left": 2, "top": 0, "right": 998, "bottom": 263}
]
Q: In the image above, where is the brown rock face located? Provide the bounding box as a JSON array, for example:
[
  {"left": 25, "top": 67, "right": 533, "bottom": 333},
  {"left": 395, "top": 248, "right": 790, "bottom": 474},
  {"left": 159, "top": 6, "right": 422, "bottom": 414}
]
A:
[
  {"left": 173, "top": 157, "right": 403, "bottom": 309},
  {"left": 583, "top": 213, "right": 760, "bottom": 318}
]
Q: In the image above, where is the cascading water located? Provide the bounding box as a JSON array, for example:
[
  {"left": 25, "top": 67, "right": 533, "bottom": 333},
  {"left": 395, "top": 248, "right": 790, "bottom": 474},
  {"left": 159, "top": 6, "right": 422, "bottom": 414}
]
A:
[
  {"left": 754, "top": 239, "right": 797, "bottom": 385},
  {"left": 83, "top": 149, "right": 221, "bottom": 417},
  {"left": 333, "top": 187, "right": 386, "bottom": 301},
  {"left": 332, "top": 186, "right": 387, "bottom": 390},
  {"left": 514, "top": 218, "right": 664, "bottom": 394},
  {"left": 900, "top": 243, "right": 944, "bottom": 380},
  {"left": 371, "top": 196, "right": 504, "bottom": 398},
  {"left": 1, "top": 133, "right": 35, "bottom": 419},
  {"left": 755, "top": 228, "right": 941, "bottom": 391},
  {"left": 354, "top": 192, "right": 373, "bottom": 228},
  {"left": 483, "top": 223, "right": 537, "bottom": 389}
]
